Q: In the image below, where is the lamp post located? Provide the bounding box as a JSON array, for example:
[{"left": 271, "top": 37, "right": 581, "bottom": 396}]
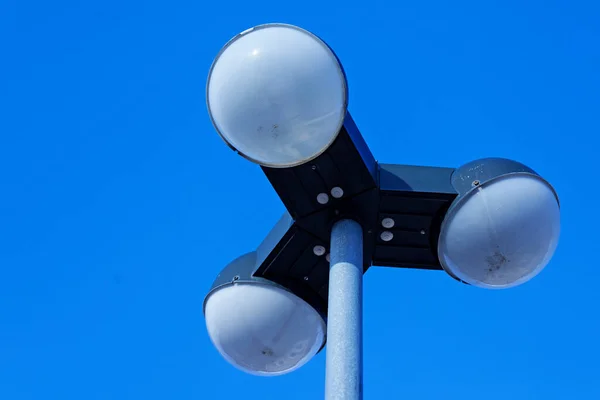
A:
[{"left": 202, "top": 23, "right": 561, "bottom": 400}]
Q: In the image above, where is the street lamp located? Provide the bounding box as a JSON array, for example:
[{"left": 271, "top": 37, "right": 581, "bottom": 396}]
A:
[{"left": 203, "top": 23, "right": 560, "bottom": 399}]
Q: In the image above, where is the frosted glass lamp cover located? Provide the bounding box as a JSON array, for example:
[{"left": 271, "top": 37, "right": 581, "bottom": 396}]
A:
[
  {"left": 204, "top": 282, "right": 326, "bottom": 376},
  {"left": 206, "top": 23, "right": 348, "bottom": 167},
  {"left": 438, "top": 173, "right": 560, "bottom": 289}
]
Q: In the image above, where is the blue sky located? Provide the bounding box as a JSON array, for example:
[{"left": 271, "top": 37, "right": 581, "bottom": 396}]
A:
[{"left": 1, "top": 0, "right": 599, "bottom": 399}]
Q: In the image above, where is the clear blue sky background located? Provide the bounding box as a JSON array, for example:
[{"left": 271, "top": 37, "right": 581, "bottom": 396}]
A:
[{"left": 1, "top": 0, "right": 599, "bottom": 399}]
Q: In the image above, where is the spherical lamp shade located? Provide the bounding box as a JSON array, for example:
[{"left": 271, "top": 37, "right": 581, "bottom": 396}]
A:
[
  {"left": 206, "top": 23, "right": 348, "bottom": 167},
  {"left": 204, "top": 281, "right": 326, "bottom": 376},
  {"left": 438, "top": 173, "right": 560, "bottom": 289}
]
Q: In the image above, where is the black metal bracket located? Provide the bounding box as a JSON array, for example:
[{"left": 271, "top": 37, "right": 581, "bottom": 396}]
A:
[{"left": 247, "top": 112, "right": 459, "bottom": 315}]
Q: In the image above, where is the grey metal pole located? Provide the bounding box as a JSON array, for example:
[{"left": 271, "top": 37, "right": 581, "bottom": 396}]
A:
[{"left": 325, "top": 219, "right": 363, "bottom": 400}]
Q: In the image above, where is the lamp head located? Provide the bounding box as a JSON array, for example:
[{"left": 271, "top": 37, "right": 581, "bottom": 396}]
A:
[
  {"left": 203, "top": 252, "right": 326, "bottom": 376},
  {"left": 438, "top": 158, "right": 560, "bottom": 289},
  {"left": 206, "top": 23, "right": 348, "bottom": 168}
]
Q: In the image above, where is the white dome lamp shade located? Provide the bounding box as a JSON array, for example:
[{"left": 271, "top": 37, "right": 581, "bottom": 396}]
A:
[
  {"left": 438, "top": 158, "right": 560, "bottom": 289},
  {"left": 203, "top": 252, "right": 327, "bottom": 376},
  {"left": 206, "top": 23, "right": 349, "bottom": 168}
]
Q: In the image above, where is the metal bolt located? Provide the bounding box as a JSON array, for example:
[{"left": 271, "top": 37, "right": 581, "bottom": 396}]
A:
[
  {"left": 420, "top": 229, "right": 426, "bottom": 235},
  {"left": 331, "top": 187, "right": 344, "bottom": 199},
  {"left": 382, "top": 218, "right": 395, "bottom": 229},
  {"left": 303, "top": 276, "right": 309, "bottom": 281},
  {"left": 233, "top": 275, "right": 240, "bottom": 281},
  {"left": 311, "top": 165, "right": 317, "bottom": 170},
  {"left": 380, "top": 231, "right": 394, "bottom": 242},
  {"left": 317, "top": 193, "right": 329, "bottom": 204},
  {"left": 313, "top": 245, "right": 326, "bottom": 256},
  {"left": 472, "top": 180, "right": 480, "bottom": 187}
]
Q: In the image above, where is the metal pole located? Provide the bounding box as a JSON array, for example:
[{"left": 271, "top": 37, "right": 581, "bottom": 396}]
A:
[{"left": 325, "top": 219, "right": 363, "bottom": 400}]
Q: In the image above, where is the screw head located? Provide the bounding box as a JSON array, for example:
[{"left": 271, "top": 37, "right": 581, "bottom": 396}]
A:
[
  {"left": 331, "top": 187, "right": 344, "bottom": 199},
  {"left": 380, "top": 231, "right": 394, "bottom": 242},
  {"left": 313, "top": 245, "right": 326, "bottom": 256},
  {"left": 317, "top": 193, "right": 329, "bottom": 204},
  {"left": 382, "top": 218, "right": 395, "bottom": 229}
]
